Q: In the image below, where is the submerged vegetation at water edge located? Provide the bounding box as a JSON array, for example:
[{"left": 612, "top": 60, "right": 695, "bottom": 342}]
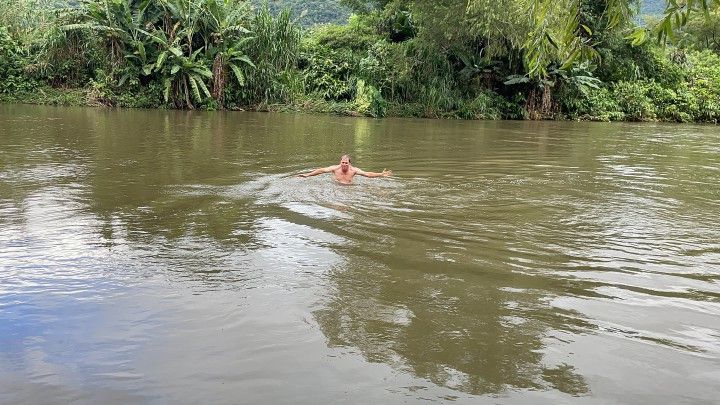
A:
[{"left": 1, "top": 0, "right": 720, "bottom": 122}]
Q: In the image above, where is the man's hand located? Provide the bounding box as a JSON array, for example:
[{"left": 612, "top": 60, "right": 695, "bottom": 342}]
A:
[
  {"left": 298, "top": 173, "right": 309, "bottom": 178},
  {"left": 381, "top": 169, "right": 392, "bottom": 177}
]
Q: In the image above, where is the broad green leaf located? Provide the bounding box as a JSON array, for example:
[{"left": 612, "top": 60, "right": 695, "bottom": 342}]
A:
[
  {"left": 156, "top": 52, "right": 168, "bottom": 70},
  {"left": 192, "top": 67, "right": 213, "bottom": 79},
  {"left": 142, "top": 63, "right": 154, "bottom": 76},
  {"left": 135, "top": 41, "right": 146, "bottom": 63},
  {"left": 118, "top": 73, "right": 132, "bottom": 87},
  {"left": 188, "top": 75, "right": 202, "bottom": 101},
  {"left": 625, "top": 28, "right": 647, "bottom": 46},
  {"left": 138, "top": 28, "right": 167, "bottom": 46},
  {"left": 163, "top": 78, "right": 171, "bottom": 102},
  {"left": 195, "top": 76, "right": 212, "bottom": 98},
  {"left": 230, "top": 63, "right": 245, "bottom": 86},
  {"left": 504, "top": 75, "right": 530, "bottom": 85},
  {"left": 233, "top": 55, "right": 255, "bottom": 68}
]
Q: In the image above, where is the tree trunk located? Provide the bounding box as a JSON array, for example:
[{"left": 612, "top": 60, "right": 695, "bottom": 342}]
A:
[
  {"left": 526, "top": 83, "right": 556, "bottom": 120},
  {"left": 212, "top": 54, "right": 226, "bottom": 107}
]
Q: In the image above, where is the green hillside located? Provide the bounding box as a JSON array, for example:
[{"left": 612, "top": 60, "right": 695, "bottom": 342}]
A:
[
  {"left": 34, "top": 0, "right": 350, "bottom": 26},
  {"left": 266, "top": 0, "right": 668, "bottom": 27},
  {"left": 255, "top": 0, "right": 350, "bottom": 26},
  {"left": 641, "top": 0, "right": 666, "bottom": 15},
  {"left": 264, "top": 0, "right": 667, "bottom": 25}
]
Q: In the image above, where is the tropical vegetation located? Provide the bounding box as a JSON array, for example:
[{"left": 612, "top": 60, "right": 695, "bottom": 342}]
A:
[{"left": 1, "top": 0, "right": 719, "bottom": 122}]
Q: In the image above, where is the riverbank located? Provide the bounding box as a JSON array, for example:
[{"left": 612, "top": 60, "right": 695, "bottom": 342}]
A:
[
  {"left": 3, "top": 2, "right": 720, "bottom": 124},
  {"left": 3, "top": 84, "right": 719, "bottom": 124}
]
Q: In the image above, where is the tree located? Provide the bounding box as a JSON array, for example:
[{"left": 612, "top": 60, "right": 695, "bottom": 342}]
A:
[{"left": 63, "top": 0, "right": 255, "bottom": 109}]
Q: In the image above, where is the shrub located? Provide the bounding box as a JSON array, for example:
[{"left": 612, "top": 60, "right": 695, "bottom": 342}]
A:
[
  {"left": 299, "top": 45, "right": 357, "bottom": 101},
  {"left": 456, "top": 90, "right": 506, "bottom": 120},
  {"left": 596, "top": 37, "right": 685, "bottom": 87},
  {"left": 354, "top": 78, "right": 387, "bottom": 117},
  {"left": 0, "top": 27, "right": 37, "bottom": 93},
  {"left": 685, "top": 50, "right": 720, "bottom": 122},
  {"left": 228, "top": 6, "right": 302, "bottom": 107},
  {"left": 643, "top": 81, "right": 697, "bottom": 122},
  {"left": 560, "top": 85, "right": 621, "bottom": 121},
  {"left": 305, "top": 14, "right": 382, "bottom": 51},
  {"left": 612, "top": 81, "right": 656, "bottom": 121},
  {"left": 358, "top": 40, "right": 414, "bottom": 100}
]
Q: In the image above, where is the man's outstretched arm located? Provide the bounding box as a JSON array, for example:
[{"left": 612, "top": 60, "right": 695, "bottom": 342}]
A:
[
  {"left": 356, "top": 168, "right": 392, "bottom": 178},
  {"left": 298, "top": 166, "right": 336, "bottom": 178}
]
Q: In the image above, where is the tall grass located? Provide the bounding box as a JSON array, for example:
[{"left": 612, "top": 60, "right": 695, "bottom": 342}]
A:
[{"left": 237, "top": 5, "right": 302, "bottom": 106}]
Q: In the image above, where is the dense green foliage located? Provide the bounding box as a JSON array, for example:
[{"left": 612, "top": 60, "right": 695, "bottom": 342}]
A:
[
  {"left": 676, "top": 9, "right": 720, "bottom": 52},
  {"left": 572, "top": 51, "right": 720, "bottom": 122},
  {"left": 0, "top": 28, "right": 28, "bottom": 94},
  {"left": 1, "top": 0, "right": 719, "bottom": 122}
]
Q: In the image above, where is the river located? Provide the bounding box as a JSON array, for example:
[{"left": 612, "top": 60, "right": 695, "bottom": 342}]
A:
[{"left": 1, "top": 104, "right": 719, "bottom": 404}]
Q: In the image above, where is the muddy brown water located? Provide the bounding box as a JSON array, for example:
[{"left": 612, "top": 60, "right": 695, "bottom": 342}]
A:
[{"left": 1, "top": 104, "right": 719, "bottom": 404}]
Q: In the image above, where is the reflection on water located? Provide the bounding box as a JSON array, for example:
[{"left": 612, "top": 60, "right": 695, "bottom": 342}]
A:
[
  {"left": 1, "top": 105, "right": 719, "bottom": 404},
  {"left": 314, "top": 263, "right": 591, "bottom": 396}
]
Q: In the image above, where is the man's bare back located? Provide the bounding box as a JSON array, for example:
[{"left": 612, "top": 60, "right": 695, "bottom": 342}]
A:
[{"left": 298, "top": 154, "right": 392, "bottom": 184}]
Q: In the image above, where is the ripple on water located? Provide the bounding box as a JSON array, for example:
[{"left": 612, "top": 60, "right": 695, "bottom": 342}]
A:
[{"left": 2, "top": 108, "right": 720, "bottom": 403}]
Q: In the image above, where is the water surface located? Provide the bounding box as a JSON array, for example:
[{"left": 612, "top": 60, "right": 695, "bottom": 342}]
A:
[{"left": 1, "top": 104, "right": 719, "bottom": 404}]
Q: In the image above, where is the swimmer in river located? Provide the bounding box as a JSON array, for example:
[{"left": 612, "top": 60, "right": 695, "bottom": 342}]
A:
[{"left": 298, "top": 154, "right": 392, "bottom": 184}]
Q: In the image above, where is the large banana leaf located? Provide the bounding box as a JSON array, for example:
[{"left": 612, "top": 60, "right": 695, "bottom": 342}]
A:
[{"left": 229, "top": 63, "right": 245, "bottom": 86}]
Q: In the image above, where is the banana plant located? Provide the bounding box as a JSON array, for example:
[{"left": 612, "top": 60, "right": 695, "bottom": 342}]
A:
[
  {"left": 63, "top": 0, "right": 158, "bottom": 86},
  {"left": 203, "top": 0, "right": 255, "bottom": 105},
  {"left": 61, "top": 0, "right": 257, "bottom": 109},
  {"left": 504, "top": 61, "right": 600, "bottom": 93},
  {"left": 65, "top": 0, "right": 152, "bottom": 65},
  {"left": 164, "top": 48, "right": 213, "bottom": 109},
  {"left": 201, "top": 0, "right": 251, "bottom": 49},
  {"left": 211, "top": 39, "right": 255, "bottom": 106},
  {"left": 142, "top": 26, "right": 212, "bottom": 109}
]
